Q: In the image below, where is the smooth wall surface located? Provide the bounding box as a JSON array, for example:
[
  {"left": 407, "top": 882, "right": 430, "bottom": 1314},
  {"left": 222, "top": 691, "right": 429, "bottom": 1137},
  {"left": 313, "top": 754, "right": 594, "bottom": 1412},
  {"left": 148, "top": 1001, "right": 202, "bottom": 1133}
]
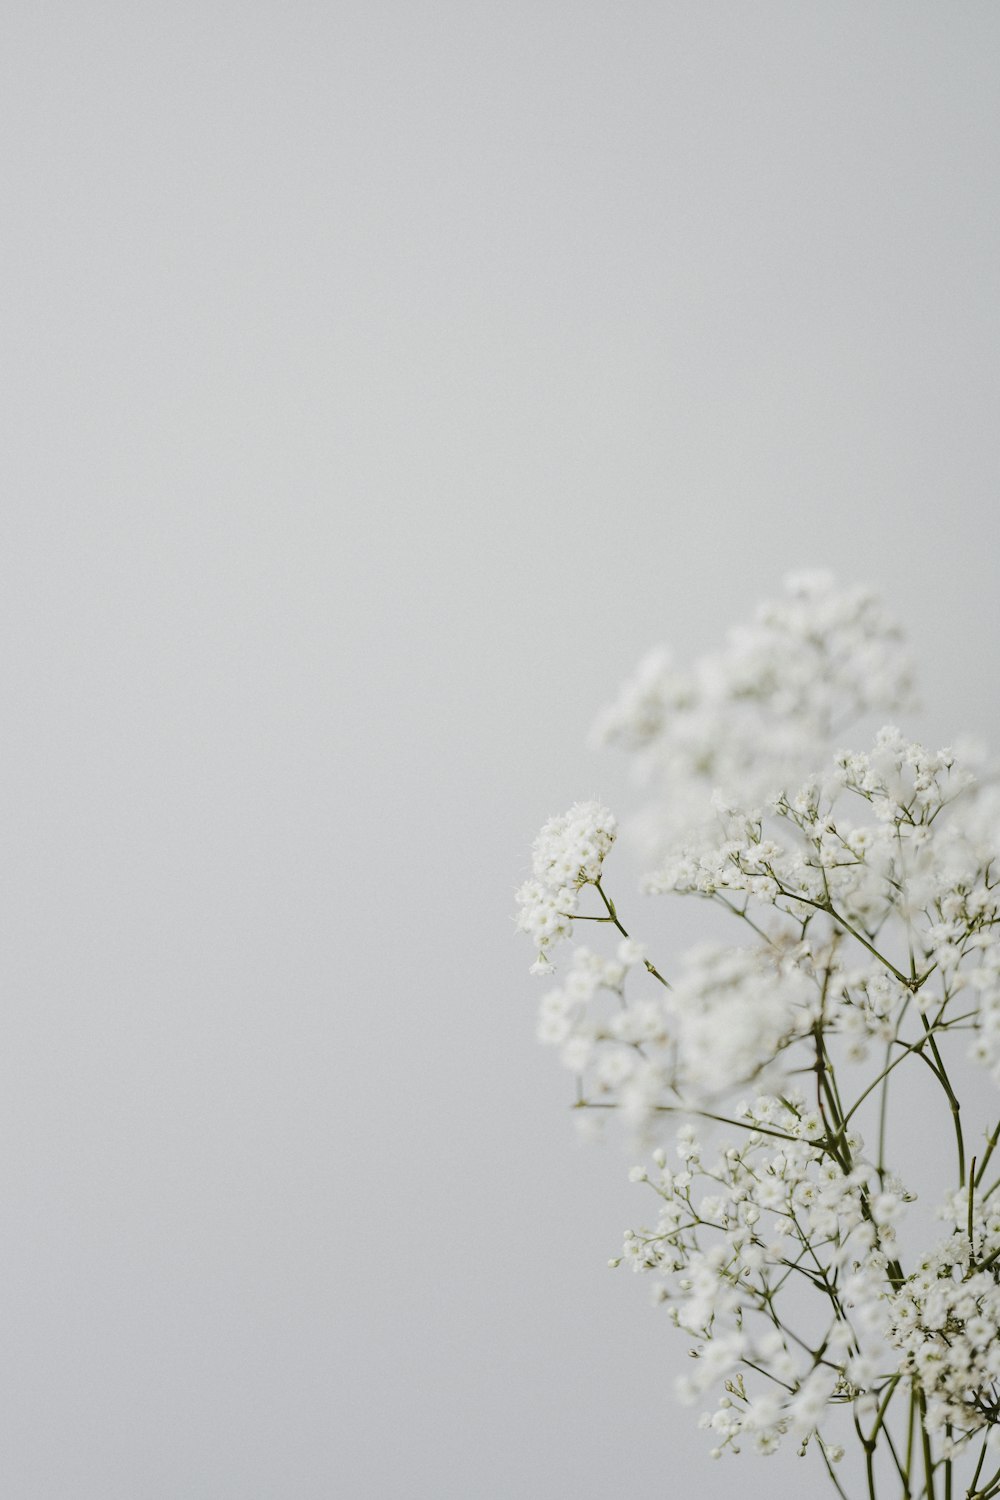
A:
[{"left": 2, "top": 4, "right": 999, "bottom": 1496}]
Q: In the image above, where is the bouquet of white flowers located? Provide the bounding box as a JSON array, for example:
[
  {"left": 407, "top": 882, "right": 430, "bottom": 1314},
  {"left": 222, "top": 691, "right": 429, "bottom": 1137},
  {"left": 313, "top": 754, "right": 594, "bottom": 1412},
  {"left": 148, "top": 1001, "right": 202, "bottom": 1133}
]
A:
[{"left": 516, "top": 574, "right": 1000, "bottom": 1500}]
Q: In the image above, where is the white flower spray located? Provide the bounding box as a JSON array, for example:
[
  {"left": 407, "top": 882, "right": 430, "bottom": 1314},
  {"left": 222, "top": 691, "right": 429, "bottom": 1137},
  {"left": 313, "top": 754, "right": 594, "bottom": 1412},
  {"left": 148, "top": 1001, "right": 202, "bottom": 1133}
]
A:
[{"left": 516, "top": 575, "right": 1000, "bottom": 1500}]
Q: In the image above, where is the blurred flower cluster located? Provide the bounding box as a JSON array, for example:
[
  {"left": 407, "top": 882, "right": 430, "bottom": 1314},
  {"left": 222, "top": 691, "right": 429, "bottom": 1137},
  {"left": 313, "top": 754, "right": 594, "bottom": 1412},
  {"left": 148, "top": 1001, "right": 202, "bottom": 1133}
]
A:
[{"left": 516, "top": 575, "right": 1000, "bottom": 1499}]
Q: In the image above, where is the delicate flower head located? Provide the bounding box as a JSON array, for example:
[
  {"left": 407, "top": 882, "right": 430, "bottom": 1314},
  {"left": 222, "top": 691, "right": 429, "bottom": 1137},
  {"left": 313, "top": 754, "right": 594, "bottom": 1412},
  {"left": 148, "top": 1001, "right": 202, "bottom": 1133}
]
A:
[{"left": 516, "top": 801, "right": 616, "bottom": 971}]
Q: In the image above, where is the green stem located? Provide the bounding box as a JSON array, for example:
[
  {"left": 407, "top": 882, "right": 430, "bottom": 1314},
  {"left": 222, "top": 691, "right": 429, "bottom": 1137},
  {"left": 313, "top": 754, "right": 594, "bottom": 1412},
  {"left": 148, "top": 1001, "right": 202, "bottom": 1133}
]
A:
[
  {"left": 918, "top": 1013, "right": 965, "bottom": 1185},
  {"left": 712, "top": 892, "right": 777, "bottom": 946},
  {"left": 593, "top": 879, "right": 671, "bottom": 988},
  {"left": 975, "top": 1122, "right": 1000, "bottom": 1188},
  {"left": 919, "top": 1393, "right": 936, "bottom": 1500},
  {"left": 838, "top": 1017, "right": 976, "bottom": 1130},
  {"left": 771, "top": 881, "right": 917, "bottom": 988},
  {"left": 968, "top": 1431, "right": 989, "bottom": 1497},
  {"left": 970, "top": 1461, "right": 1000, "bottom": 1500},
  {"left": 878, "top": 1037, "right": 892, "bottom": 1179},
  {"left": 880, "top": 1420, "right": 911, "bottom": 1497},
  {"left": 817, "top": 1438, "right": 852, "bottom": 1500},
  {"left": 905, "top": 1387, "right": 916, "bottom": 1495},
  {"left": 867, "top": 1375, "right": 902, "bottom": 1446}
]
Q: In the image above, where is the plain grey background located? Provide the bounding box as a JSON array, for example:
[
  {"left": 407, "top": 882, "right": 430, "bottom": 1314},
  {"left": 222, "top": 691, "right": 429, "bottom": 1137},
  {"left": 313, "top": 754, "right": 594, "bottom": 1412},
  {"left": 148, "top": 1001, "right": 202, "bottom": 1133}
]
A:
[{"left": 2, "top": 3, "right": 1000, "bottom": 1496}]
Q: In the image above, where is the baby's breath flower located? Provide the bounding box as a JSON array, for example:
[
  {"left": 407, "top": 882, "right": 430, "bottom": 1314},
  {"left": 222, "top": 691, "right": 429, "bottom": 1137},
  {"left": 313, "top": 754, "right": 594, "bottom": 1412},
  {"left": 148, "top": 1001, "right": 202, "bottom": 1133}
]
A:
[
  {"left": 515, "top": 801, "right": 616, "bottom": 970},
  {"left": 517, "top": 576, "right": 1000, "bottom": 1488}
]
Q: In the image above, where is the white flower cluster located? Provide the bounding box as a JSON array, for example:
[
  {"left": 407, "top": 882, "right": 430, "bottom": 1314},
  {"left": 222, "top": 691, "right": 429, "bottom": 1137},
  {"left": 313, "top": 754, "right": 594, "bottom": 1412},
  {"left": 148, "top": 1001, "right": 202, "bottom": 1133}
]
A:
[
  {"left": 534, "top": 938, "right": 668, "bottom": 1123},
  {"left": 526, "top": 728, "right": 1000, "bottom": 1128},
  {"left": 646, "top": 726, "right": 971, "bottom": 917},
  {"left": 514, "top": 801, "right": 616, "bottom": 973},
  {"left": 614, "top": 1102, "right": 902, "bottom": 1458},
  {"left": 517, "top": 576, "right": 1000, "bottom": 1490},
  {"left": 886, "top": 1194, "right": 1000, "bottom": 1449},
  {"left": 640, "top": 729, "right": 1000, "bottom": 1073},
  {"left": 591, "top": 572, "right": 914, "bottom": 864},
  {"left": 533, "top": 938, "right": 824, "bottom": 1136},
  {"left": 666, "top": 945, "right": 818, "bottom": 1095}
]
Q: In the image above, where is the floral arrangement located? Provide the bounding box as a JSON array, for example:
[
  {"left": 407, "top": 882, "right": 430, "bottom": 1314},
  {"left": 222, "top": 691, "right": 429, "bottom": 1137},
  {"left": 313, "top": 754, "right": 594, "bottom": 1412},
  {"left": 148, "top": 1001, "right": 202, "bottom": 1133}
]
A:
[{"left": 515, "top": 574, "right": 1000, "bottom": 1499}]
